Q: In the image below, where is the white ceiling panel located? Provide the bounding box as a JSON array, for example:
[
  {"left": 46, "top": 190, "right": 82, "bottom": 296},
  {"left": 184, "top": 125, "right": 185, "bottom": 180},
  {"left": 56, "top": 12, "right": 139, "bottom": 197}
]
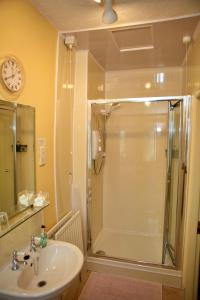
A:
[
  {"left": 74, "top": 16, "right": 200, "bottom": 70},
  {"left": 31, "top": 0, "right": 200, "bottom": 31}
]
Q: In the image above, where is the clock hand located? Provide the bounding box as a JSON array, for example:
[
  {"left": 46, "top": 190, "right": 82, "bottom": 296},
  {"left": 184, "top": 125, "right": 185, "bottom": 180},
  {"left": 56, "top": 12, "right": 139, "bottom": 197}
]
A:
[{"left": 5, "top": 75, "right": 14, "bottom": 80}]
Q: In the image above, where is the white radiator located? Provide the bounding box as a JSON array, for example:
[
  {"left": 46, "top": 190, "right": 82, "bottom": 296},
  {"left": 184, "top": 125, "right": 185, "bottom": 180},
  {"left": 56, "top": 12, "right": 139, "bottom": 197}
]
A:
[
  {"left": 54, "top": 210, "right": 84, "bottom": 253},
  {"left": 47, "top": 211, "right": 72, "bottom": 239}
]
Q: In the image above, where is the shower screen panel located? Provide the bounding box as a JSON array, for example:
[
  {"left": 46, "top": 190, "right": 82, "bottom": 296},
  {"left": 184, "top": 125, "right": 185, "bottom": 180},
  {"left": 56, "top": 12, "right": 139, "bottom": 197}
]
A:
[{"left": 87, "top": 97, "right": 190, "bottom": 268}]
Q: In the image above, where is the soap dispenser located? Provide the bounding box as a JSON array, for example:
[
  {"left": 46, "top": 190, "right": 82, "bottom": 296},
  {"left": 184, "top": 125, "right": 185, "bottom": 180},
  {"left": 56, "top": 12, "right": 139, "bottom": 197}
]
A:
[{"left": 40, "top": 225, "right": 47, "bottom": 248}]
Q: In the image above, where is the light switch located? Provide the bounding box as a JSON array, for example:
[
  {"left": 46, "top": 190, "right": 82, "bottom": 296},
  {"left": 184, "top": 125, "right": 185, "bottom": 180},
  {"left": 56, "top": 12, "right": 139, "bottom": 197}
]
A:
[{"left": 39, "top": 146, "right": 46, "bottom": 166}]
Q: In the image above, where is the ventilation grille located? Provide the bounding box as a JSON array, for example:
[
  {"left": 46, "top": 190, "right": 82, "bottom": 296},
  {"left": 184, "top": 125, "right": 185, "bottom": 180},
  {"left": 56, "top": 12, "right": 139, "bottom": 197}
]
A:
[{"left": 111, "top": 26, "right": 154, "bottom": 52}]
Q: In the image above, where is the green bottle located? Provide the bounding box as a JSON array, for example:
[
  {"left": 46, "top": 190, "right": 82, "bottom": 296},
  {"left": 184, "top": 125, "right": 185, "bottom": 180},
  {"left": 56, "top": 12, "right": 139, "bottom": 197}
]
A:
[{"left": 40, "top": 225, "right": 47, "bottom": 248}]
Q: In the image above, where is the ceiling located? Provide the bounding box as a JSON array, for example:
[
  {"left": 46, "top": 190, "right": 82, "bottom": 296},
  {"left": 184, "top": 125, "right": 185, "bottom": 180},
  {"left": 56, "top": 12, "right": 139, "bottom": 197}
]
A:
[
  {"left": 74, "top": 16, "right": 200, "bottom": 70},
  {"left": 31, "top": 0, "right": 200, "bottom": 32}
]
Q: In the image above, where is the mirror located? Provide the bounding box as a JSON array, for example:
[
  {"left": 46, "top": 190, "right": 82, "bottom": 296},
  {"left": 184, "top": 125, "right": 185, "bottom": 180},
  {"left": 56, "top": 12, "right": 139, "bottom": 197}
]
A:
[
  {"left": 0, "top": 101, "right": 16, "bottom": 216},
  {"left": 0, "top": 99, "right": 46, "bottom": 237},
  {"left": 16, "top": 104, "right": 35, "bottom": 205}
]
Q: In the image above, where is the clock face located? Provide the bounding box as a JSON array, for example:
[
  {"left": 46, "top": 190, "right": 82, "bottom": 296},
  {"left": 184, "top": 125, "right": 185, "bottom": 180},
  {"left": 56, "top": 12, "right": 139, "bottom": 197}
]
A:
[{"left": 1, "top": 59, "right": 23, "bottom": 92}]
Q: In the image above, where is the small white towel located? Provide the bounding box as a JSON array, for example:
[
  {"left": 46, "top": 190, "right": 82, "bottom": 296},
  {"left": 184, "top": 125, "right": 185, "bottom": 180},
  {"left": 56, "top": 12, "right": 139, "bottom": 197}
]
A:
[
  {"left": 18, "top": 194, "right": 29, "bottom": 206},
  {"left": 33, "top": 192, "right": 48, "bottom": 207}
]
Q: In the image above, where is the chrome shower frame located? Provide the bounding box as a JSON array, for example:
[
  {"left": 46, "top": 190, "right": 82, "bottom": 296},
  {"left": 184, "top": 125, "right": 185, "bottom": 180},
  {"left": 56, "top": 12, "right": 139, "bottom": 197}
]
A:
[{"left": 87, "top": 95, "right": 191, "bottom": 270}]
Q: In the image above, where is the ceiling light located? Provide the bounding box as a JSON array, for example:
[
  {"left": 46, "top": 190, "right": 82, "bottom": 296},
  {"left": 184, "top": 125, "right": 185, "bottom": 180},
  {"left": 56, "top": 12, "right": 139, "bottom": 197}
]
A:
[{"left": 102, "top": 0, "right": 118, "bottom": 24}]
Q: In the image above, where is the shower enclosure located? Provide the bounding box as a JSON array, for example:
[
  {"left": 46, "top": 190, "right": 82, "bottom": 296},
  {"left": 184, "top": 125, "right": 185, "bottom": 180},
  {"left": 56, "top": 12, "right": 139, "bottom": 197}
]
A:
[{"left": 87, "top": 96, "right": 190, "bottom": 269}]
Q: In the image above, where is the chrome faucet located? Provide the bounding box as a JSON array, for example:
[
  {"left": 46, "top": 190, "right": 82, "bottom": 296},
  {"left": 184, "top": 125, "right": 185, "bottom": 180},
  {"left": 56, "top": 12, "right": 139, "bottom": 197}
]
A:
[
  {"left": 11, "top": 250, "right": 30, "bottom": 271},
  {"left": 11, "top": 250, "right": 19, "bottom": 271},
  {"left": 30, "top": 235, "right": 40, "bottom": 276},
  {"left": 30, "top": 235, "right": 37, "bottom": 252}
]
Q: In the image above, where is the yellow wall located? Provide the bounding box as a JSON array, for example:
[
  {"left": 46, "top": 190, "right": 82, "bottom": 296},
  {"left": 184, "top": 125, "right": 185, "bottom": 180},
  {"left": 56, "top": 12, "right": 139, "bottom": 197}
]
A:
[
  {"left": 182, "top": 23, "right": 200, "bottom": 300},
  {"left": 0, "top": 0, "right": 57, "bottom": 229}
]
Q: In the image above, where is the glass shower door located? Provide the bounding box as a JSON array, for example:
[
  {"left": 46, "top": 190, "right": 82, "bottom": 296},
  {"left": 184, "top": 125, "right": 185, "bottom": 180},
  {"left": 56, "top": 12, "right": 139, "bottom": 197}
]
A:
[{"left": 88, "top": 100, "right": 169, "bottom": 264}]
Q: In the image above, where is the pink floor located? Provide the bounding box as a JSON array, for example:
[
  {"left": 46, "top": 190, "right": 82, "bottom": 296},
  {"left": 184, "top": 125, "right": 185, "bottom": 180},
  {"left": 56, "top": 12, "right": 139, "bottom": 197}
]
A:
[{"left": 79, "top": 272, "right": 162, "bottom": 300}]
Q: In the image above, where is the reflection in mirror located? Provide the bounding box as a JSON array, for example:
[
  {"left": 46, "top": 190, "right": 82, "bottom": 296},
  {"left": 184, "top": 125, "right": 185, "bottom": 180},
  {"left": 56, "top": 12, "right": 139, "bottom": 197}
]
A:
[
  {"left": 16, "top": 105, "right": 35, "bottom": 202},
  {"left": 0, "top": 103, "right": 15, "bottom": 216},
  {"left": 0, "top": 100, "right": 35, "bottom": 220}
]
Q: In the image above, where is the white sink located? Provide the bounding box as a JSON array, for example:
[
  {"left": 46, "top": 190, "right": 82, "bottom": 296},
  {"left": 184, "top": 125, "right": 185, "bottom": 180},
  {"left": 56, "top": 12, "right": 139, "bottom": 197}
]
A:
[{"left": 0, "top": 240, "right": 84, "bottom": 300}]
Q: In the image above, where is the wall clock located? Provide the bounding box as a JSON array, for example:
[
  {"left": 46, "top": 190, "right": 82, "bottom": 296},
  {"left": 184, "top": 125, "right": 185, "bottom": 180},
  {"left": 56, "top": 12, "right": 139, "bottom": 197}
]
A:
[{"left": 0, "top": 56, "right": 24, "bottom": 100}]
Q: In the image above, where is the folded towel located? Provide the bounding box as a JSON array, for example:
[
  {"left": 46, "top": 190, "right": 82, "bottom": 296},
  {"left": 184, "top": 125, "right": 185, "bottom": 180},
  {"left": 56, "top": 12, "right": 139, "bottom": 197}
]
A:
[
  {"left": 18, "top": 191, "right": 34, "bottom": 206},
  {"left": 34, "top": 197, "right": 47, "bottom": 207},
  {"left": 33, "top": 192, "right": 48, "bottom": 207},
  {"left": 18, "top": 194, "right": 29, "bottom": 206}
]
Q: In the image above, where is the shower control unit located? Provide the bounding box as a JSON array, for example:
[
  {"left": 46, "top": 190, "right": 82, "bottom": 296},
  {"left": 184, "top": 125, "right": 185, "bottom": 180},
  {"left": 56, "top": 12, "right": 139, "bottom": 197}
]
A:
[{"left": 92, "top": 130, "right": 105, "bottom": 160}]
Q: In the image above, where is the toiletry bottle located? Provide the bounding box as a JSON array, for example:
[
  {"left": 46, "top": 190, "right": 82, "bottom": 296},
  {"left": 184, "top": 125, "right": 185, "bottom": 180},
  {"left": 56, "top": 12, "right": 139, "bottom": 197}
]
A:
[{"left": 40, "top": 225, "right": 47, "bottom": 248}]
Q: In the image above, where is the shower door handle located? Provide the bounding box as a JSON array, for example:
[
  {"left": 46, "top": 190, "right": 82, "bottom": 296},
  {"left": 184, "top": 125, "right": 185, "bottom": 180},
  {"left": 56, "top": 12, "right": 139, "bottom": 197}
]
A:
[{"left": 180, "top": 162, "right": 187, "bottom": 217}]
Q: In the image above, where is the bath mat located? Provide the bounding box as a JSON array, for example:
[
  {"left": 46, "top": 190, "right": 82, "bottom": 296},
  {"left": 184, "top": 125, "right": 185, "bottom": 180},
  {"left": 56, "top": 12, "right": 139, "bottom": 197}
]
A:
[{"left": 78, "top": 272, "right": 162, "bottom": 300}]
